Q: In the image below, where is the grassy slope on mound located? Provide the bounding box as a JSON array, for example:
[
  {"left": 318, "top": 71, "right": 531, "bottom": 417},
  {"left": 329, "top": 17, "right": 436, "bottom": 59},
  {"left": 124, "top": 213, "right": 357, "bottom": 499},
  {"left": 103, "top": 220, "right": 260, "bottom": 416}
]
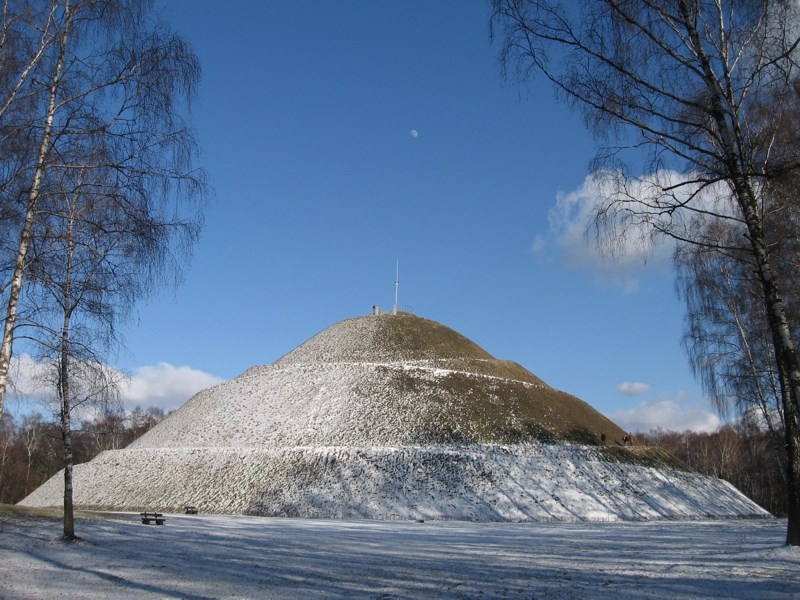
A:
[
  {"left": 268, "top": 313, "right": 548, "bottom": 385},
  {"left": 596, "top": 446, "right": 693, "bottom": 471},
  {"left": 382, "top": 366, "right": 629, "bottom": 446},
  {"left": 360, "top": 314, "right": 634, "bottom": 446},
  {"left": 145, "top": 312, "right": 643, "bottom": 454},
  {"left": 375, "top": 313, "right": 493, "bottom": 360},
  {"left": 275, "top": 313, "right": 495, "bottom": 365},
  {"left": 195, "top": 313, "right": 631, "bottom": 449},
  {"left": 421, "top": 358, "right": 547, "bottom": 386},
  {"left": 0, "top": 504, "right": 62, "bottom": 518}
]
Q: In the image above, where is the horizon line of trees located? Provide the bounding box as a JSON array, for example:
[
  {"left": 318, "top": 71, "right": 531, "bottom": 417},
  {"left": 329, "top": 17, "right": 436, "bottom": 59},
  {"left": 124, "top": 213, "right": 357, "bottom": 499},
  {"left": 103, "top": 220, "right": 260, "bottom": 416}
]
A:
[
  {"left": 0, "top": 405, "right": 166, "bottom": 505},
  {"left": 636, "top": 422, "right": 786, "bottom": 517}
]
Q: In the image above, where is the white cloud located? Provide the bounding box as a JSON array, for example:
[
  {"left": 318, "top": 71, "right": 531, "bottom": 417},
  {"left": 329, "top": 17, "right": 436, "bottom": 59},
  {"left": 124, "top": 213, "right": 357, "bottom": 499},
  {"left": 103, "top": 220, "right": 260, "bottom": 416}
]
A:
[
  {"left": 549, "top": 171, "right": 672, "bottom": 267},
  {"left": 541, "top": 170, "right": 730, "bottom": 291},
  {"left": 8, "top": 353, "right": 224, "bottom": 413},
  {"left": 530, "top": 234, "right": 546, "bottom": 253},
  {"left": 8, "top": 354, "right": 52, "bottom": 397},
  {"left": 618, "top": 381, "right": 651, "bottom": 396},
  {"left": 119, "top": 363, "right": 225, "bottom": 411},
  {"left": 609, "top": 397, "right": 721, "bottom": 434}
]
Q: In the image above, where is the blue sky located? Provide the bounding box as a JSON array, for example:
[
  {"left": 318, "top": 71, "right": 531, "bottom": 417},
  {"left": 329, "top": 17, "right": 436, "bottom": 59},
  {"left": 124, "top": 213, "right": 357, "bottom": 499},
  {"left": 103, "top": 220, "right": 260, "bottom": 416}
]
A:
[{"left": 9, "top": 1, "right": 720, "bottom": 433}]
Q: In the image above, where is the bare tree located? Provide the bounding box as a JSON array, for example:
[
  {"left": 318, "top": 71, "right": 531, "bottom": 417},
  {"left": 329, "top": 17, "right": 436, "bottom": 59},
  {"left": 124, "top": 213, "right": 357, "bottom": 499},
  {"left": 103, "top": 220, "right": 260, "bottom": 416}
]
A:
[
  {"left": 21, "top": 137, "right": 196, "bottom": 538},
  {"left": 20, "top": 412, "right": 42, "bottom": 495},
  {"left": 491, "top": 0, "right": 800, "bottom": 544},
  {"left": 676, "top": 226, "right": 790, "bottom": 481},
  {"left": 0, "top": 0, "right": 205, "bottom": 539},
  {"left": 0, "top": 411, "right": 15, "bottom": 496},
  {"left": 23, "top": 184, "right": 139, "bottom": 537},
  {"left": 0, "top": 0, "right": 206, "bottom": 424}
]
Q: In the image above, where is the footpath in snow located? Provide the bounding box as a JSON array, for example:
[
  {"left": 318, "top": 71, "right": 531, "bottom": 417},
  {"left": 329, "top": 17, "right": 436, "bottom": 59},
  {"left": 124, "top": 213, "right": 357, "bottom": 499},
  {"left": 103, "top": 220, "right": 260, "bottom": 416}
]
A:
[{"left": 1, "top": 512, "right": 797, "bottom": 599}]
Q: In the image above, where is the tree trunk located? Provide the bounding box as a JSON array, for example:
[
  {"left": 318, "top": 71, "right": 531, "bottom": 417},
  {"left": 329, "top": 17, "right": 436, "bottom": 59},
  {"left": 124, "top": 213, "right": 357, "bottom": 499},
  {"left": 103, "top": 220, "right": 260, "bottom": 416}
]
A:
[
  {"left": 783, "top": 375, "right": 800, "bottom": 545},
  {"left": 680, "top": 1, "right": 800, "bottom": 543},
  {"left": 60, "top": 306, "right": 76, "bottom": 540},
  {"left": 62, "top": 429, "right": 75, "bottom": 539},
  {"left": 734, "top": 182, "right": 800, "bottom": 545},
  {"left": 60, "top": 196, "right": 77, "bottom": 541},
  {"left": 0, "top": 0, "right": 71, "bottom": 422}
]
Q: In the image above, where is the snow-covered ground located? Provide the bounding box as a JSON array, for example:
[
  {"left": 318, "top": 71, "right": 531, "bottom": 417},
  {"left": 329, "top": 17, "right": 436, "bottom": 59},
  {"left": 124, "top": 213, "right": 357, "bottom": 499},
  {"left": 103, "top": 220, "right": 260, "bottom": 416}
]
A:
[{"left": 1, "top": 512, "right": 797, "bottom": 599}]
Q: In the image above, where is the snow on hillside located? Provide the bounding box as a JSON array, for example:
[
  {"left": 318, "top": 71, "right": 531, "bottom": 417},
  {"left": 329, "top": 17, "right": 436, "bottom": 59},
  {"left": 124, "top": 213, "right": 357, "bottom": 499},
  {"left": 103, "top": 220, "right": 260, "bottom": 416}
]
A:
[
  {"left": 18, "top": 313, "right": 770, "bottom": 521},
  {"left": 20, "top": 443, "right": 769, "bottom": 520},
  {"left": 125, "top": 360, "right": 561, "bottom": 449},
  {"left": 272, "top": 312, "right": 493, "bottom": 365}
]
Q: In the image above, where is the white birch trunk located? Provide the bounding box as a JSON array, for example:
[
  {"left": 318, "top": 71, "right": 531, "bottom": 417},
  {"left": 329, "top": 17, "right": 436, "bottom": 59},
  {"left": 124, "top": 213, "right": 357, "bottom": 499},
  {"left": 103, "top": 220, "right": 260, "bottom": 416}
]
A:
[{"left": 0, "top": 0, "right": 72, "bottom": 421}]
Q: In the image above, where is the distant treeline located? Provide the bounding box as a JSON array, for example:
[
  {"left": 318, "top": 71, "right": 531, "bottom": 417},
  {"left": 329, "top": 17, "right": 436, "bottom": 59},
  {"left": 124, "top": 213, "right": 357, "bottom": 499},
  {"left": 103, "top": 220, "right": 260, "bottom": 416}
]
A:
[
  {"left": 0, "top": 407, "right": 166, "bottom": 505},
  {"left": 0, "top": 410, "right": 787, "bottom": 516},
  {"left": 636, "top": 425, "right": 787, "bottom": 517}
]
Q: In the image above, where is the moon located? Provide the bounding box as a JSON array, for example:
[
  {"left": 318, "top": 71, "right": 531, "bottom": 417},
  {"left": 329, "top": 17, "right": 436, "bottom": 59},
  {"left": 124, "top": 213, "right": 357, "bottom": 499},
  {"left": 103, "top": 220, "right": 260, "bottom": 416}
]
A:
[{"left": 409, "top": 129, "right": 419, "bottom": 138}]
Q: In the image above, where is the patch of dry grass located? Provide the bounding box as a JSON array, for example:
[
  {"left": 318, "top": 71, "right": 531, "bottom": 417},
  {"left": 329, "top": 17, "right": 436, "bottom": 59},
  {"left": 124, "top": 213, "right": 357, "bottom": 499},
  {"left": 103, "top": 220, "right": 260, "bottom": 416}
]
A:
[{"left": 0, "top": 503, "right": 61, "bottom": 518}]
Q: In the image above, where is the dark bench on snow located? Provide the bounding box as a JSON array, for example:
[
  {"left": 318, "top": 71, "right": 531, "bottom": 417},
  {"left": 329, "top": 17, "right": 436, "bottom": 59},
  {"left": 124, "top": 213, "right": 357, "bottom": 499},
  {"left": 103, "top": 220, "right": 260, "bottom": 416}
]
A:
[
  {"left": 184, "top": 506, "right": 198, "bottom": 515},
  {"left": 140, "top": 512, "right": 165, "bottom": 525}
]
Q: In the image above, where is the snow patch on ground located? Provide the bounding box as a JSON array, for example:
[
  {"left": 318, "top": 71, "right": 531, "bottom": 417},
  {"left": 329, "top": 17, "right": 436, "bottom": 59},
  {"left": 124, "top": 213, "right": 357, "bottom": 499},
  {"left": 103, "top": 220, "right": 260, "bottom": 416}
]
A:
[{"left": 1, "top": 513, "right": 797, "bottom": 599}]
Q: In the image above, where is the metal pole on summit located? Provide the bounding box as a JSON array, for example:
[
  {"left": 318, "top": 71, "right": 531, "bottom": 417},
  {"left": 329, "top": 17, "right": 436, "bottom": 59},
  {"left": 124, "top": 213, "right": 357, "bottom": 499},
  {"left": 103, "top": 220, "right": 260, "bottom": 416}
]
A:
[{"left": 393, "top": 260, "right": 399, "bottom": 315}]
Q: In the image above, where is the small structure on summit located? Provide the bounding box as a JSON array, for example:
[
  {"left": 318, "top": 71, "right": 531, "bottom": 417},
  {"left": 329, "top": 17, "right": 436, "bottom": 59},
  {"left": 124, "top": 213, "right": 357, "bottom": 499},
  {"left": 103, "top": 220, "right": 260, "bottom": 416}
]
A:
[{"left": 20, "top": 312, "right": 769, "bottom": 521}]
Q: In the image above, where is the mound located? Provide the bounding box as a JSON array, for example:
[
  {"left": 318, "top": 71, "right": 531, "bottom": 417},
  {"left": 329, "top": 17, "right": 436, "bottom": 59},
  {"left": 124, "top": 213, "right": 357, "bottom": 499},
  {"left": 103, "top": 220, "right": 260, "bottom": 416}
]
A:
[
  {"left": 132, "top": 313, "right": 625, "bottom": 449},
  {"left": 19, "top": 312, "right": 770, "bottom": 521}
]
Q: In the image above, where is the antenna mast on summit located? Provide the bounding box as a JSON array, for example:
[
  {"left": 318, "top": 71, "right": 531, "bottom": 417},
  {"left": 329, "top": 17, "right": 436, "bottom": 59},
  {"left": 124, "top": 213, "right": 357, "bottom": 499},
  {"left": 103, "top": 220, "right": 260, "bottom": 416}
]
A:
[{"left": 393, "top": 260, "right": 399, "bottom": 315}]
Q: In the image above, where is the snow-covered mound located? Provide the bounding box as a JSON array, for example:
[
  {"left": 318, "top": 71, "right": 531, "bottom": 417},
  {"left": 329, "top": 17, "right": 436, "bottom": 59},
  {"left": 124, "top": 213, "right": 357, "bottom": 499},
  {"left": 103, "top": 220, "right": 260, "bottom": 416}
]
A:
[
  {"left": 19, "top": 312, "right": 770, "bottom": 521},
  {"left": 21, "top": 444, "right": 767, "bottom": 520}
]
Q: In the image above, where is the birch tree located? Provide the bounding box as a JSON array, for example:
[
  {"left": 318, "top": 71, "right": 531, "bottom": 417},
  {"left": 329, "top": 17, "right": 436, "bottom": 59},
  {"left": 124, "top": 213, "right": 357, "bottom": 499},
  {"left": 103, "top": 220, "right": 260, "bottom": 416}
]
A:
[
  {"left": 491, "top": 0, "right": 800, "bottom": 544},
  {"left": 676, "top": 223, "right": 792, "bottom": 482},
  {"left": 22, "top": 160, "right": 169, "bottom": 538},
  {"left": 0, "top": 0, "right": 205, "bottom": 423},
  {"left": 24, "top": 187, "right": 116, "bottom": 539}
]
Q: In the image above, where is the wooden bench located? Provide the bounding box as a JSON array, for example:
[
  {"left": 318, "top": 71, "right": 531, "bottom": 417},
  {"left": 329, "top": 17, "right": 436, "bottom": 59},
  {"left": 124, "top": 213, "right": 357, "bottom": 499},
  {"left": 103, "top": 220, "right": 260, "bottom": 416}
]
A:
[
  {"left": 140, "top": 512, "right": 165, "bottom": 525},
  {"left": 184, "top": 506, "right": 198, "bottom": 515}
]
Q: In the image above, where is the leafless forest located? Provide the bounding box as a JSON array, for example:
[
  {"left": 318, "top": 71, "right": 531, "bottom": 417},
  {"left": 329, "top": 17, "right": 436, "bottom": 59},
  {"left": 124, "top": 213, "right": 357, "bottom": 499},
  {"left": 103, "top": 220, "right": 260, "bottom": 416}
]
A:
[
  {"left": 0, "top": 407, "right": 164, "bottom": 505},
  {"left": 636, "top": 425, "right": 786, "bottom": 516}
]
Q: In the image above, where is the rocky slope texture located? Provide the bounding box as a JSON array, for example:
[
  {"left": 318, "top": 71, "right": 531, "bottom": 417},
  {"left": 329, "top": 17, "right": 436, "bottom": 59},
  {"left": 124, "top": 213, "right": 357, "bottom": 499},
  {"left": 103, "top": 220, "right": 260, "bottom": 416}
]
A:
[{"left": 20, "top": 312, "right": 769, "bottom": 521}]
